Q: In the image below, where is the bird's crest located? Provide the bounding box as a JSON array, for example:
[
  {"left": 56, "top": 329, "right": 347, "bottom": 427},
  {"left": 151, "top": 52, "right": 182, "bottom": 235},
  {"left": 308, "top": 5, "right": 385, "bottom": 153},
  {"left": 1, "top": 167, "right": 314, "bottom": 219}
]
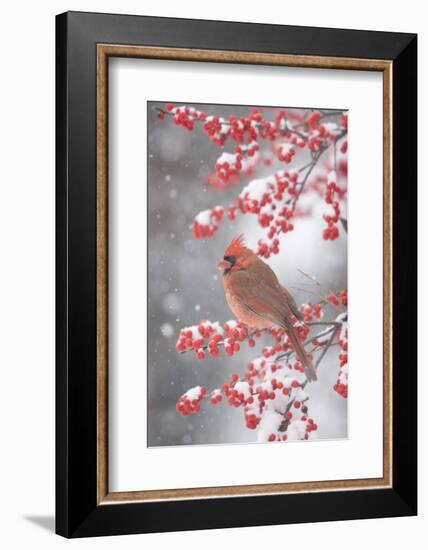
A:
[{"left": 224, "top": 234, "right": 251, "bottom": 257}]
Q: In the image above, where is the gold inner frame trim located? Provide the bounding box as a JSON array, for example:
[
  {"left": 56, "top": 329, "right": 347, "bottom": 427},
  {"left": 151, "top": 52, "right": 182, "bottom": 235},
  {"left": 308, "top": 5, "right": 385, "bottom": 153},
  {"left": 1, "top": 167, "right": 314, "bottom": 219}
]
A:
[{"left": 96, "top": 44, "right": 393, "bottom": 505}]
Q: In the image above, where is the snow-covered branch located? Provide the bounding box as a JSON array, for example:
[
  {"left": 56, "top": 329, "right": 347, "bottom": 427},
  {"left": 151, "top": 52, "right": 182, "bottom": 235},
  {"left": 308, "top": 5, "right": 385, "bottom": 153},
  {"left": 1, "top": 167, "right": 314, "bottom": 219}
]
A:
[
  {"left": 175, "top": 295, "right": 348, "bottom": 443},
  {"left": 156, "top": 103, "right": 348, "bottom": 257}
]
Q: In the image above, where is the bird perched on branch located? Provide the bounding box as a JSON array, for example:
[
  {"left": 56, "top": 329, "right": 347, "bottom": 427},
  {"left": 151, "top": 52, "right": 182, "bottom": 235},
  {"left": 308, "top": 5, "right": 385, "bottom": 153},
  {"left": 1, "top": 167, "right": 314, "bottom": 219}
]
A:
[{"left": 218, "top": 235, "right": 317, "bottom": 381}]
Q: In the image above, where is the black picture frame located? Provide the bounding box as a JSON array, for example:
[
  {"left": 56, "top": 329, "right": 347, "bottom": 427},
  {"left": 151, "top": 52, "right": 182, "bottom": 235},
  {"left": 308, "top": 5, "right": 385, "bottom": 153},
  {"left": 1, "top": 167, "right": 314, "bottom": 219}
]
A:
[{"left": 56, "top": 11, "right": 417, "bottom": 538}]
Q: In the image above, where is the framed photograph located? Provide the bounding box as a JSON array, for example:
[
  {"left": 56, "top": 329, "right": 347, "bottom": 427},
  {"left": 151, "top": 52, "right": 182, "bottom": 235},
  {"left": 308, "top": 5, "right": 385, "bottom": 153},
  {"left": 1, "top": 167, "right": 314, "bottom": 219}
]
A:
[{"left": 56, "top": 11, "right": 417, "bottom": 537}]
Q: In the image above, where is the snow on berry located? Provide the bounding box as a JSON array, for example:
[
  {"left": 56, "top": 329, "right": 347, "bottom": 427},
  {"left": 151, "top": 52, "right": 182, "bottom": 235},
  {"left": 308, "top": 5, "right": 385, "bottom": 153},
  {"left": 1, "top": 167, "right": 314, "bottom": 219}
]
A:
[
  {"left": 159, "top": 104, "right": 347, "bottom": 255},
  {"left": 215, "top": 152, "right": 243, "bottom": 183},
  {"left": 176, "top": 386, "right": 207, "bottom": 416},
  {"left": 176, "top": 321, "right": 224, "bottom": 357},
  {"left": 203, "top": 115, "right": 229, "bottom": 146},
  {"left": 174, "top": 303, "right": 346, "bottom": 442},
  {"left": 333, "top": 312, "right": 348, "bottom": 398},
  {"left": 276, "top": 143, "right": 296, "bottom": 163},
  {"left": 210, "top": 389, "right": 223, "bottom": 405},
  {"left": 192, "top": 206, "right": 224, "bottom": 239},
  {"left": 167, "top": 105, "right": 206, "bottom": 131},
  {"left": 257, "top": 410, "right": 283, "bottom": 442}
]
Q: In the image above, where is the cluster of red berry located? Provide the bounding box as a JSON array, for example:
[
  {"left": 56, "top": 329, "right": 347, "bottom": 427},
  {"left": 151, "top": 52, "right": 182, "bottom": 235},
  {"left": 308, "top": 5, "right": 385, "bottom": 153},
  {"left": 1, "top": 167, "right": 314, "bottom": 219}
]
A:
[
  {"left": 175, "top": 302, "right": 347, "bottom": 439},
  {"left": 257, "top": 238, "right": 280, "bottom": 258},
  {"left": 158, "top": 103, "right": 348, "bottom": 256},
  {"left": 212, "top": 141, "right": 264, "bottom": 185},
  {"left": 214, "top": 152, "right": 243, "bottom": 182},
  {"left": 227, "top": 111, "right": 260, "bottom": 143},
  {"left": 176, "top": 386, "right": 207, "bottom": 416},
  {"left": 209, "top": 389, "right": 223, "bottom": 405},
  {"left": 322, "top": 170, "right": 344, "bottom": 240},
  {"left": 265, "top": 410, "right": 319, "bottom": 443},
  {"left": 175, "top": 324, "right": 350, "bottom": 442},
  {"left": 215, "top": 358, "right": 317, "bottom": 442},
  {"left": 175, "top": 320, "right": 252, "bottom": 360},
  {"left": 276, "top": 143, "right": 296, "bottom": 163},
  {"left": 235, "top": 141, "right": 259, "bottom": 157},
  {"left": 163, "top": 103, "right": 206, "bottom": 131},
  {"left": 334, "top": 316, "right": 348, "bottom": 398},
  {"left": 201, "top": 115, "right": 228, "bottom": 146},
  {"left": 245, "top": 372, "right": 315, "bottom": 442},
  {"left": 221, "top": 374, "right": 254, "bottom": 408},
  {"left": 234, "top": 170, "right": 298, "bottom": 258},
  {"left": 300, "top": 302, "right": 323, "bottom": 322},
  {"left": 327, "top": 290, "right": 348, "bottom": 307},
  {"left": 175, "top": 313, "right": 311, "bottom": 364},
  {"left": 192, "top": 206, "right": 224, "bottom": 239},
  {"left": 175, "top": 320, "right": 223, "bottom": 360}
]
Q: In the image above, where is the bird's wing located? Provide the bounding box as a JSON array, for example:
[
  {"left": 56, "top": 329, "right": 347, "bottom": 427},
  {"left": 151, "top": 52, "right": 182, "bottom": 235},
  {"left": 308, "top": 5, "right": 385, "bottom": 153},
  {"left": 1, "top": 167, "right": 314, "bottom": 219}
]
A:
[
  {"left": 229, "top": 269, "right": 295, "bottom": 326},
  {"left": 280, "top": 285, "right": 303, "bottom": 320}
]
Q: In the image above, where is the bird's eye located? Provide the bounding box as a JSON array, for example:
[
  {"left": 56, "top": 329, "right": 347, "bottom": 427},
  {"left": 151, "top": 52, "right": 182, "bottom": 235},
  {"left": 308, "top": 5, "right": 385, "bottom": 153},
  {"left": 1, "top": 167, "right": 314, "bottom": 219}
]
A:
[{"left": 224, "top": 255, "right": 236, "bottom": 265}]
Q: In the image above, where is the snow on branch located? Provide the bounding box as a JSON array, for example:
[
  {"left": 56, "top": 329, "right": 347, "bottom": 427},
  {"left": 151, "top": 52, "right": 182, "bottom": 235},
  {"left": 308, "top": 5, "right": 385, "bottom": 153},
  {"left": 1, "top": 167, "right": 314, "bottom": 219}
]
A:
[{"left": 175, "top": 292, "right": 348, "bottom": 443}]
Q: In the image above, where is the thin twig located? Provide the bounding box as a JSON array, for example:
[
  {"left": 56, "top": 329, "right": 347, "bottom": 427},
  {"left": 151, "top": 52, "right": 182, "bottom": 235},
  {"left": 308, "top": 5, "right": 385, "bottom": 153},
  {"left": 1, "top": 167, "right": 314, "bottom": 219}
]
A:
[
  {"left": 314, "top": 323, "right": 340, "bottom": 369},
  {"left": 296, "top": 268, "right": 336, "bottom": 299},
  {"left": 274, "top": 322, "right": 340, "bottom": 362},
  {"left": 291, "top": 152, "right": 324, "bottom": 211}
]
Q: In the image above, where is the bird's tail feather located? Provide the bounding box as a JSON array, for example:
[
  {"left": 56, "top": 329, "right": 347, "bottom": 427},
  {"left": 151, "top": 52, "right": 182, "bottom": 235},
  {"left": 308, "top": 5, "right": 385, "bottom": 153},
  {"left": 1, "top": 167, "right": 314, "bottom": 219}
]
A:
[{"left": 281, "top": 318, "right": 317, "bottom": 382}]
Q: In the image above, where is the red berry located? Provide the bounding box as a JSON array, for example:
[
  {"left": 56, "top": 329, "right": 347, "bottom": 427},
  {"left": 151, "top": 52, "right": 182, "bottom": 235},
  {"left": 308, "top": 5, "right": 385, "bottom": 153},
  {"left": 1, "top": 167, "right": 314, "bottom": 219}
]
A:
[{"left": 327, "top": 293, "right": 340, "bottom": 306}]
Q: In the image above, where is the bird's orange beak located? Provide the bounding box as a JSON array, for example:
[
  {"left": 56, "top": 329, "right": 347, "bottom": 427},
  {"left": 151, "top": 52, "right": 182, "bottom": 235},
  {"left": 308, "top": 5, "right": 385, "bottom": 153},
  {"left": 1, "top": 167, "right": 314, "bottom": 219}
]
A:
[{"left": 218, "top": 259, "right": 230, "bottom": 271}]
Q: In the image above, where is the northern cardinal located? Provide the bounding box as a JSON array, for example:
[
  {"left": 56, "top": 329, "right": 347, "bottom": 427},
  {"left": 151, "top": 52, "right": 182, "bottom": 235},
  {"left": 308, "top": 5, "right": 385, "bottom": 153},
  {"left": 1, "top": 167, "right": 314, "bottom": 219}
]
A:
[{"left": 218, "top": 235, "right": 317, "bottom": 381}]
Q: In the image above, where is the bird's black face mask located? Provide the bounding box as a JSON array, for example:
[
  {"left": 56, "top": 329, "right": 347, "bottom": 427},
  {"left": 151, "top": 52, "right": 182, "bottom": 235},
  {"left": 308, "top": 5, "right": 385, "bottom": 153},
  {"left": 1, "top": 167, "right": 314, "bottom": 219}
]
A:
[{"left": 219, "top": 255, "right": 236, "bottom": 276}]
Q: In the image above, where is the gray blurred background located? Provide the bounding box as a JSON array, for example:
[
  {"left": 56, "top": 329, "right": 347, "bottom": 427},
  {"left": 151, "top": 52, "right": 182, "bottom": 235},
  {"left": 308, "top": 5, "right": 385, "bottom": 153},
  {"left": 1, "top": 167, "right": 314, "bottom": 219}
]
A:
[{"left": 147, "top": 101, "right": 347, "bottom": 447}]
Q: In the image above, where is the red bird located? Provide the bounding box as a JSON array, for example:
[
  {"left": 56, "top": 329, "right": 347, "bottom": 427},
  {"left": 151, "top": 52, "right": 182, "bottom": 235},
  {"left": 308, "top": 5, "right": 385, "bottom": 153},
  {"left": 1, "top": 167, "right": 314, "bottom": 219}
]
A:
[{"left": 218, "top": 235, "right": 317, "bottom": 381}]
